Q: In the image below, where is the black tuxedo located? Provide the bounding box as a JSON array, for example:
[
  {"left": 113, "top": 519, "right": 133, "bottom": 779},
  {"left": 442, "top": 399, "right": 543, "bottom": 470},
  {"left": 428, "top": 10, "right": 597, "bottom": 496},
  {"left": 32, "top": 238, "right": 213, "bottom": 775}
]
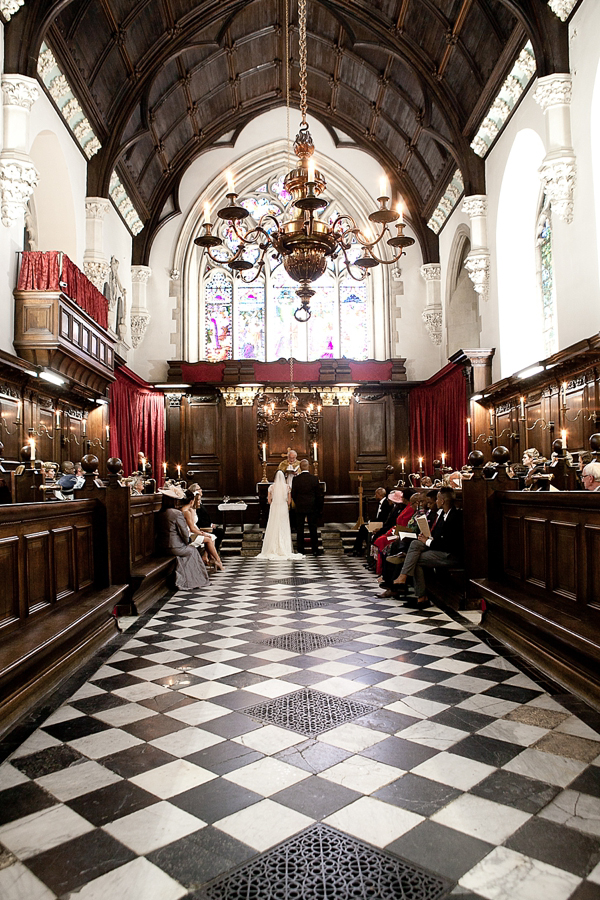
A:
[
  {"left": 291, "top": 471, "right": 322, "bottom": 554},
  {"left": 429, "top": 506, "right": 463, "bottom": 560},
  {"left": 352, "top": 496, "right": 394, "bottom": 555}
]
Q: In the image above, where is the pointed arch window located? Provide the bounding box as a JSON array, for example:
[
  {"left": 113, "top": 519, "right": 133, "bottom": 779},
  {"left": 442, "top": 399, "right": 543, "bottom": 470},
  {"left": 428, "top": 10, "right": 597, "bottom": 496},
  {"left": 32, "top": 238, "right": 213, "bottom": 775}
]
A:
[
  {"left": 199, "top": 175, "right": 371, "bottom": 362},
  {"left": 537, "top": 197, "right": 558, "bottom": 356}
]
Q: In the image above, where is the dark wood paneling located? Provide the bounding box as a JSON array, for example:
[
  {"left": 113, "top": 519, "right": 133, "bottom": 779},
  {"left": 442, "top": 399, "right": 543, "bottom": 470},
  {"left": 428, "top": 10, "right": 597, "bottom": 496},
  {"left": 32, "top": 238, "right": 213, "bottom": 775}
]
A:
[
  {"left": 503, "top": 515, "right": 522, "bottom": 580},
  {"left": 189, "top": 403, "right": 218, "bottom": 457},
  {"left": 74, "top": 524, "right": 94, "bottom": 590},
  {"left": 524, "top": 517, "right": 546, "bottom": 589},
  {"left": 357, "top": 401, "right": 387, "bottom": 456},
  {"left": 550, "top": 521, "right": 578, "bottom": 601},
  {"left": 0, "top": 536, "right": 19, "bottom": 624},
  {"left": 24, "top": 531, "right": 51, "bottom": 611},
  {"left": 52, "top": 526, "right": 75, "bottom": 600},
  {"left": 584, "top": 524, "right": 600, "bottom": 609}
]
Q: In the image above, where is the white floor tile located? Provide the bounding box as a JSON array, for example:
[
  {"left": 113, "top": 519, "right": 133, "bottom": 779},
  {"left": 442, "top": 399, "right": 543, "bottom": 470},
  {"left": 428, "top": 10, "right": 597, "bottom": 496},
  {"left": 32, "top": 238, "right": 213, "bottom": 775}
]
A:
[
  {"left": 317, "top": 723, "right": 388, "bottom": 752},
  {"left": 150, "top": 727, "right": 224, "bottom": 757},
  {"left": 0, "top": 804, "right": 93, "bottom": 859},
  {"left": 320, "top": 755, "right": 404, "bottom": 793},
  {"left": 477, "top": 719, "right": 548, "bottom": 747},
  {"left": 36, "top": 759, "right": 122, "bottom": 801},
  {"left": 538, "top": 789, "right": 600, "bottom": 837},
  {"left": 431, "top": 793, "right": 531, "bottom": 844},
  {"left": 130, "top": 759, "right": 216, "bottom": 799},
  {"left": 309, "top": 677, "right": 362, "bottom": 697},
  {"left": 233, "top": 725, "right": 305, "bottom": 755},
  {"left": 323, "top": 796, "right": 423, "bottom": 848},
  {"left": 503, "top": 748, "right": 587, "bottom": 787},
  {"left": 459, "top": 845, "right": 581, "bottom": 900},
  {"left": 92, "top": 703, "right": 158, "bottom": 727},
  {"left": 214, "top": 798, "right": 313, "bottom": 851},
  {"left": 103, "top": 800, "right": 204, "bottom": 854},
  {"left": 179, "top": 682, "right": 236, "bottom": 700},
  {"left": 223, "top": 756, "right": 309, "bottom": 796},
  {"left": 67, "top": 729, "right": 143, "bottom": 760},
  {"left": 70, "top": 857, "right": 188, "bottom": 900},
  {"left": 395, "top": 721, "right": 466, "bottom": 750},
  {"left": 0, "top": 860, "right": 57, "bottom": 900},
  {"left": 411, "top": 751, "right": 496, "bottom": 790},
  {"left": 164, "top": 700, "right": 228, "bottom": 726}
]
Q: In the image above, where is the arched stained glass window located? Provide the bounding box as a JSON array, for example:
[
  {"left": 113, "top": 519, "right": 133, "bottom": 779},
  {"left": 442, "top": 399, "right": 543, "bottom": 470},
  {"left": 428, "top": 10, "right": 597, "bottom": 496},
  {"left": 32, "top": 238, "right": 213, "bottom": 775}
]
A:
[
  {"left": 537, "top": 197, "right": 557, "bottom": 356},
  {"left": 200, "top": 175, "right": 372, "bottom": 361}
]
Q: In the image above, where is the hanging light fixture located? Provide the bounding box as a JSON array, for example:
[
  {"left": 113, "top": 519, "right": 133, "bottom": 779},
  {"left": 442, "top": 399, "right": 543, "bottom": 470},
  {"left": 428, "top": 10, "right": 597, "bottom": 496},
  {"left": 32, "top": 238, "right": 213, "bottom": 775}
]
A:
[{"left": 194, "top": 0, "right": 414, "bottom": 321}]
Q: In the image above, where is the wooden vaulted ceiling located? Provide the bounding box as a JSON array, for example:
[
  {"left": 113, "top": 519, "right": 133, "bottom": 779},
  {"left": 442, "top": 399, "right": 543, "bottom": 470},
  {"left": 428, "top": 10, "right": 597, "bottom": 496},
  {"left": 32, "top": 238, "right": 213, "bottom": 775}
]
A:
[{"left": 6, "top": 0, "right": 571, "bottom": 263}]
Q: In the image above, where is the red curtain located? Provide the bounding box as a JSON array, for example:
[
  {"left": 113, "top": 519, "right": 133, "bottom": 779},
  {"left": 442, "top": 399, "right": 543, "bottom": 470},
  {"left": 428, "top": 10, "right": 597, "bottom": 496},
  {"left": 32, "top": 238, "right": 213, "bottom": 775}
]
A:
[
  {"left": 347, "top": 361, "right": 393, "bottom": 382},
  {"left": 254, "top": 360, "right": 321, "bottom": 382},
  {"left": 409, "top": 363, "right": 468, "bottom": 473},
  {"left": 109, "top": 367, "right": 165, "bottom": 485},
  {"left": 17, "top": 251, "right": 60, "bottom": 290},
  {"left": 17, "top": 252, "right": 109, "bottom": 330},
  {"left": 62, "top": 256, "right": 109, "bottom": 329}
]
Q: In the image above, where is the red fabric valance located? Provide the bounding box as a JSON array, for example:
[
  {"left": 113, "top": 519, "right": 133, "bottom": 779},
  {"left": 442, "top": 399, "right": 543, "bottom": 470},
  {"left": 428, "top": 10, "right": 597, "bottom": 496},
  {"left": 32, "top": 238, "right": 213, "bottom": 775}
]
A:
[
  {"left": 181, "top": 362, "right": 226, "bottom": 383},
  {"left": 109, "top": 367, "right": 166, "bottom": 485},
  {"left": 17, "top": 251, "right": 109, "bottom": 330},
  {"left": 409, "top": 363, "right": 468, "bottom": 473},
  {"left": 254, "top": 360, "right": 321, "bottom": 383},
  {"left": 347, "top": 361, "right": 393, "bottom": 382}
]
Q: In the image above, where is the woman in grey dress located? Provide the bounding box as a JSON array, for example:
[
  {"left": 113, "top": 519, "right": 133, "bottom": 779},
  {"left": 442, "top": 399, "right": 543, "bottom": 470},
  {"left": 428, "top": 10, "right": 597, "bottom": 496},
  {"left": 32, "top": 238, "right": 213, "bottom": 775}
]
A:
[{"left": 158, "top": 487, "right": 210, "bottom": 590}]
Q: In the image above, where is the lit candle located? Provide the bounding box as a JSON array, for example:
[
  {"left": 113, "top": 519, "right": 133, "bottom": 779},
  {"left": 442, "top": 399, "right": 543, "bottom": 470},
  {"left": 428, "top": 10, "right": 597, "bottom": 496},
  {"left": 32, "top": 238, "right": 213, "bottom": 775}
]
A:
[
  {"left": 176, "top": 464, "right": 181, "bottom": 478},
  {"left": 203, "top": 200, "right": 211, "bottom": 223},
  {"left": 313, "top": 441, "right": 318, "bottom": 462},
  {"left": 307, "top": 160, "right": 315, "bottom": 184},
  {"left": 55, "top": 409, "right": 60, "bottom": 428},
  {"left": 396, "top": 201, "right": 404, "bottom": 224},
  {"left": 163, "top": 461, "right": 167, "bottom": 475},
  {"left": 418, "top": 456, "right": 423, "bottom": 472},
  {"left": 141, "top": 456, "right": 146, "bottom": 474},
  {"left": 226, "top": 169, "right": 235, "bottom": 194},
  {"left": 441, "top": 453, "right": 446, "bottom": 467},
  {"left": 307, "top": 403, "right": 313, "bottom": 413},
  {"left": 400, "top": 457, "right": 405, "bottom": 472},
  {"left": 317, "top": 405, "right": 321, "bottom": 414},
  {"left": 82, "top": 418, "right": 87, "bottom": 436},
  {"left": 106, "top": 424, "right": 110, "bottom": 442},
  {"left": 467, "top": 417, "right": 471, "bottom": 438},
  {"left": 16, "top": 399, "right": 22, "bottom": 422},
  {"left": 562, "top": 382, "right": 567, "bottom": 407},
  {"left": 489, "top": 408, "right": 494, "bottom": 428},
  {"left": 262, "top": 442, "right": 266, "bottom": 462},
  {"left": 379, "top": 175, "right": 388, "bottom": 198},
  {"left": 29, "top": 437, "right": 36, "bottom": 466},
  {"left": 561, "top": 429, "right": 567, "bottom": 449},
  {"left": 520, "top": 396, "right": 525, "bottom": 418}
]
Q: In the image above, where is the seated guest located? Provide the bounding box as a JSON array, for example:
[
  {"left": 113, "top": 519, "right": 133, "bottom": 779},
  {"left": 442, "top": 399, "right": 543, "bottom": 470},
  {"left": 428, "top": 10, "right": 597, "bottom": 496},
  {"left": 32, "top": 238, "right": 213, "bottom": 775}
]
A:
[
  {"left": 57, "top": 461, "right": 78, "bottom": 493},
  {"left": 181, "top": 489, "right": 224, "bottom": 570},
  {"left": 378, "top": 492, "right": 430, "bottom": 591},
  {"left": 393, "top": 486, "right": 463, "bottom": 610},
  {"left": 188, "top": 483, "right": 225, "bottom": 551},
  {"left": 582, "top": 462, "right": 600, "bottom": 491},
  {"left": 373, "top": 490, "right": 421, "bottom": 575},
  {"left": 158, "top": 486, "right": 210, "bottom": 589},
  {"left": 578, "top": 451, "right": 593, "bottom": 471},
  {"left": 74, "top": 462, "right": 86, "bottom": 489},
  {"left": 351, "top": 487, "right": 391, "bottom": 556}
]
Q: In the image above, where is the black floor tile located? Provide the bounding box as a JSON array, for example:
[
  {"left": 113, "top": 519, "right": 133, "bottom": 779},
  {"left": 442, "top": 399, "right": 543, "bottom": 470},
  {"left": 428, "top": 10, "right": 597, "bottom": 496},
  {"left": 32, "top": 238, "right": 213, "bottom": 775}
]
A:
[
  {"left": 218, "top": 672, "right": 267, "bottom": 688},
  {"left": 570, "top": 767, "right": 600, "bottom": 800},
  {"left": 465, "top": 664, "right": 517, "bottom": 683},
  {"left": 121, "top": 714, "right": 189, "bottom": 741},
  {"left": 171, "top": 778, "right": 262, "bottom": 823},
  {"left": 110, "top": 657, "right": 161, "bottom": 672},
  {"left": 26, "top": 828, "right": 135, "bottom": 895},
  {"left": 470, "top": 769, "right": 561, "bottom": 814},
  {"left": 71, "top": 693, "right": 129, "bottom": 715},
  {"left": 91, "top": 673, "right": 146, "bottom": 692},
  {"left": 505, "top": 817, "right": 600, "bottom": 877},
  {"left": 212, "top": 690, "right": 272, "bottom": 711},
  {"left": 346, "top": 686, "right": 407, "bottom": 708},
  {"left": 360, "top": 735, "right": 439, "bottom": 770},
  {"left": 429, "top": 707, "right": 495, "bottom": 734},
  {"left": 42, "top": 716, "right": 111, "bottom": 742},
  {"left": 271, "top": 774, "right": 361, "bottom": 818},
  {"left": 280, "top": 670, "right": 329, "bottom": 686},
  {"left": 67, "top": 779, "right": 158, "bottom": 826},
  {"left": 482, "top": 684, "right": 542, "bottom": 704},
  {"left": 450, "top": 733, "right": 523, "bottom": 767},
  {"left": 184, "top": 740, "right": 264, "bottom": 776},
  {"left": 137, "top": 691, "right": 196, "bottom": 713},
  {"left": 0, "top": 781, "right": 57, "bottom": 826},
  {"left": 147, "top": 825, "right": 255, "bottom": 889},
  {"left": 373, "top": 773, "right": 462, "bottom": 817},
  {"left": 200, "top": 711, "right": 264, "bottom": 739},
  {"left": 11, "top": 743, "right": 85, "bottom": 778},
  {"left": 353, "top": 708, "right": 418, "bottom": 735},
  {"left": 568, "top": 883, "right": 600, "bottom": 900},
  {"left": 412, "top": 685, "right": 473, "bottom": 706},
  {"left": 386, "top": 819, "right": 493, "bottom": 881},
  {"left": 101, "top": 743, "right": 178, "bottom": 778},
  {"left": 153, "top": 673, "right": 206, "bottom": 689}
]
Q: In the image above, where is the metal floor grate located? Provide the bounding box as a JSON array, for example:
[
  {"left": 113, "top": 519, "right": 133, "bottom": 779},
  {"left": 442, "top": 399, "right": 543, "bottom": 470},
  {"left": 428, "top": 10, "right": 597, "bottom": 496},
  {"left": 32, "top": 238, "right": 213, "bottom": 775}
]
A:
[
  {"left": 262, "top": 598, "right": 328, "bottom": 611},
  {"left": 266, "top": 577, "right": 319, "bottom": 585},
  {"left": 200, "top": 824, "right": 450, "bottom": 900},
  {"left": 255, "top": 629, "right": 355, "bottom": 653},
  {"left": 241, "top": 688, "right": 377, "bottom": 737}
]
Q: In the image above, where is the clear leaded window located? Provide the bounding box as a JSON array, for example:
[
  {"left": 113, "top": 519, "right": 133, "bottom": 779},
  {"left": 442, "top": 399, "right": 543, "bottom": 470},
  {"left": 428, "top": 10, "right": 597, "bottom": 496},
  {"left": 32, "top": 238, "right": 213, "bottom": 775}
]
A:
[
  {"left": 537, "top": 198, "right": 557, "bottom": 356},
  {"left": 199, "top": 175, "right": 370, "bottom": 361}
]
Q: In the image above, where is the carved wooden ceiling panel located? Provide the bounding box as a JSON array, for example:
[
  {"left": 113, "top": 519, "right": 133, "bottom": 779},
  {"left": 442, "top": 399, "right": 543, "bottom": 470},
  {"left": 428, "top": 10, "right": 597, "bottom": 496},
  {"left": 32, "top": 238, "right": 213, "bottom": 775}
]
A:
[{"left": 5, "top": 0, "right": 572, "bottom": 261}]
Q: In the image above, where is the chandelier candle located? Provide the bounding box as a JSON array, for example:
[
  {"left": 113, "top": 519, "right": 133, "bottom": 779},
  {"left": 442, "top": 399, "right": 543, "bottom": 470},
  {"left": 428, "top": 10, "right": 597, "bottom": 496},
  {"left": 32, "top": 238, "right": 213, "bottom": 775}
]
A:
[
  {"left": 262, "top": 442, "right": 266, "bottom": 462},
  {"left": 401, "top": 457, "right": 405, "bottom": 472},
  {"left": 313, "top": 442, "right": 318, "bottom": 462}
]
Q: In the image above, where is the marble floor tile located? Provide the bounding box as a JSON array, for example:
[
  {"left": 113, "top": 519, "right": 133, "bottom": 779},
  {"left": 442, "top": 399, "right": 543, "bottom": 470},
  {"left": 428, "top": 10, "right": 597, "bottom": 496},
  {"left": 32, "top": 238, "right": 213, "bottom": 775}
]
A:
[
  {"left": 0, "top": 860, "right": 57, "bottom": 900},
  {"left": 316, "top": 722, "right": 388, "bottom": 752},
  {"left": 222, "top": 756, "right": 309, "bottom": 796},
  {"left": 149, "top": 726, "right": 224, "bottom": 757},
  {"left": 323, "top": 795, "right": 423, "bottom": 848},
  {"left": 66, "top": 855, "right": 188, "bottom": 900},
  {"left": 214, "top": 797, "right": 313, "bottom": 851},
  {"left": 319, "top": 754, "right": 404, "bottom": 794},
  {"left": 103, "top": 800, "right": 204, "bottom": 854},
  {"left": 538, "top": 789, "right": 600, "bottom": 837},
  {"left": 232, "top": 724, "right": 305, "bottom": 755},
  {"left": 503, "top": 747, "right": 588, "bottom": 787},
  {"left": 0, "top": 803, "right": 94, "bottom": 859},
  {"left": 35, "top": 759, "right": 122, "bottom": 801},
  {"left": 431, "top": 793, "right": 531, "bottom": 844},
  {"left": 459, "top": 845, "right": 581, "bottom": 900},
  {"left": 130, "top": 759, "right": 217, "bottom": 799},
  {"left": 411, "top": 751, "right": 496, "bottom": 791}
]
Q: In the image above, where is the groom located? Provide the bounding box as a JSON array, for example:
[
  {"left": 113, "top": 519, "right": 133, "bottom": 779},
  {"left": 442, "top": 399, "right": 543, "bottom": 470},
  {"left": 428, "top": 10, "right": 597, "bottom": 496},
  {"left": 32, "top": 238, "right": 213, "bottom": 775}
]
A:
[{"left": 291, "top": 459, "right": 323, "bottom": 556}]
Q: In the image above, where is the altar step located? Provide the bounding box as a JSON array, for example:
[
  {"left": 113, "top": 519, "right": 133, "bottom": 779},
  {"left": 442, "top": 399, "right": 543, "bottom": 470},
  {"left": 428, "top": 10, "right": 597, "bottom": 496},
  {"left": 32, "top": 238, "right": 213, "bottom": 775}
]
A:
[{"left": 237, "top": 526, "right": 348, "bottom": 557}]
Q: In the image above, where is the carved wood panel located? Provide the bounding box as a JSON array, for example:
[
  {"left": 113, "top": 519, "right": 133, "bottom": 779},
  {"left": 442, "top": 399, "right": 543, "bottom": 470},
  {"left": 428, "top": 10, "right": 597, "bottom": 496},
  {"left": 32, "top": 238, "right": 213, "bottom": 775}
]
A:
[
  {"left": 549, "top": 521, "right": 578, "bottom": 601},
  {"left": 524, "top": 517, "right": 547, "bottom": 589},
  {"left": 503, "top": 515, "right": 522, "bottom": 580},
  {"left": 51, "top": 526, "right": 75, "bottom": 601},
  {"left": 189, "top": 403, "right": 218, "bottom": 457},
  {"left": 24, "top": 531, "right": 51, "bottom": 612},
  {"left": 584, "top": 524, "right": 600, "bottom": 609},
  {"left": 74, "top": 524, "right": 94, "bottom": 590},
  {"left": 356, "top": 400, "right": 387, "bottom": 457},
  {"left": 0, "top": 536, "right": 19, "bottom": 625}
]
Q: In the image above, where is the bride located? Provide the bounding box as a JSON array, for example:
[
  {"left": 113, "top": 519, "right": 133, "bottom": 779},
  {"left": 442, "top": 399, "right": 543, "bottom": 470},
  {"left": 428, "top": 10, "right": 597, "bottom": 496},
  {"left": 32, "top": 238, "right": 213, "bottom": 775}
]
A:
[{"left": 257, "top": 470, "right": 305, "bottom": 560}]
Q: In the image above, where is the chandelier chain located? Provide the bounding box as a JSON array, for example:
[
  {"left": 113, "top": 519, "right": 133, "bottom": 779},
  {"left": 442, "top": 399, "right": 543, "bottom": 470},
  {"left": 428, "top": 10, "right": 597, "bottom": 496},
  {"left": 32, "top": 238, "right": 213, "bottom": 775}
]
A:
[
  {"left": 285, "top": 0, "right": 291, "bottom": 170},
  {"left": 298, "top": 0, "right": 308, "bottom": 124}
]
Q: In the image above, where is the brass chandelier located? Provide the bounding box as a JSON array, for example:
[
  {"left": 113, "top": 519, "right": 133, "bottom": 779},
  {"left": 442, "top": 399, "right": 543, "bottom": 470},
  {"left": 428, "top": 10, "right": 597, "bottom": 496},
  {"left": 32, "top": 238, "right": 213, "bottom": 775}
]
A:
[{"left": 194, "top": 0, "right": 414, "bottom": 321}]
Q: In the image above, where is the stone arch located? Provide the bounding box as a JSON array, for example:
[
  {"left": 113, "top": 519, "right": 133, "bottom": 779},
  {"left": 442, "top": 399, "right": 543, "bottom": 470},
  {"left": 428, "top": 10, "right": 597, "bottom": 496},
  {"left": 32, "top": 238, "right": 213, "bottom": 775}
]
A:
[{"left": 445, "top": 224, "right": 480, "bottom": 357}]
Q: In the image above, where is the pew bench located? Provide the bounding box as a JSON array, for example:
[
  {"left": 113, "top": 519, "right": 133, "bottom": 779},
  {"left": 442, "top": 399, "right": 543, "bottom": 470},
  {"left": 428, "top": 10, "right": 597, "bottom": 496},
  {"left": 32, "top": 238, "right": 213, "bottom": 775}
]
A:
[
  {"left": 129, "top": 556, "right": 176, "bottom": 615},
  {"left": 0, "top": 583, "right": 127, "bottom": 741},
  {"left": 425, "top": 565, "right": 477, "bottom": 611}
]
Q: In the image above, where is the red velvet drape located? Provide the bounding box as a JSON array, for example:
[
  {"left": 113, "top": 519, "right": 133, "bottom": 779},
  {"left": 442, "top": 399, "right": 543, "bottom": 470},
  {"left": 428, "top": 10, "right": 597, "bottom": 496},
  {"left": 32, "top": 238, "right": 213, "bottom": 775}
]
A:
[
  {"left": 17, "top": 252, "right": 108, "bottom": 329},
  {"left": 109, "top": 367, "right": 165, "bottom": 485},
  {"left": 17, "top": 251, "right": 60, "bottom": 290},
  {"left": 409, "top": 363, "right": 468, "bottom": 473}
]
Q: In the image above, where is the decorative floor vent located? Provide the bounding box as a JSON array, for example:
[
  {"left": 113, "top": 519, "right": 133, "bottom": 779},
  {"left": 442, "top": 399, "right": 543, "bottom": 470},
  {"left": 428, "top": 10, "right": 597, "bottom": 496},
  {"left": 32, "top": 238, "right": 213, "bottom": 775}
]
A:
[
  {"left": 241, "top": 687, "right": 377, "bottom": 737},
  {"left": 266, "top": 577, "right": 320, "bottom": 585},
  {"left": 264, "top": 598, "right": 328, "bottom": 610},
  {"left": 200, "top": 824, "right": 450, "bottom": 900},
  {"left": 255, "top": 629, "right": 355, "bottom": 653}
]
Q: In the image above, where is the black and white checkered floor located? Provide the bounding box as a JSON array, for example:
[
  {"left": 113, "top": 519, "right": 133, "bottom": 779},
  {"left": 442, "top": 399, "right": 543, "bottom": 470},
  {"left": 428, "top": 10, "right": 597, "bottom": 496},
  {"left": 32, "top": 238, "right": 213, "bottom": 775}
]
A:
[{"left": 1, "top": 557, "right": 600, "bottom": 900}]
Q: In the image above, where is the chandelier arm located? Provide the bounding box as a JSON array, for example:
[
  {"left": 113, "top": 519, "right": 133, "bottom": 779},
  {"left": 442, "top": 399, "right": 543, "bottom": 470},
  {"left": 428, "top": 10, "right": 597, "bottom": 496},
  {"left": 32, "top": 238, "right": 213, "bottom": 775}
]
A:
[
  {"left": 229, "top": 218, "right": 279, "bottom": 247},
  {"left": 338, "top": 244, "right": 368, "bottom": 281},
  {"left": 360, "top": 246, "right": 405, "bottom": 266},
  {"left": 238, "top": 258, "right": 267, "bottom": 284},
  {"left": 205, "top": 246, "right": 236, "bottom": 265},
  {"left": 354, "top": 223, "right": 389, "bottom": 248}
]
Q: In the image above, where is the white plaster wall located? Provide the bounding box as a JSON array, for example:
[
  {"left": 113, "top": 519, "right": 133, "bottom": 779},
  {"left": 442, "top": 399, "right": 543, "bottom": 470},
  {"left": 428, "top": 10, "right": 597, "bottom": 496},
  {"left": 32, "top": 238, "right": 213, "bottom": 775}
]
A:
[
  {"left": 103, "top": 204, "right": 133, "bottom": 360},
  {"left": 141, "top": 107, "right": 434, "bottom": 382}
]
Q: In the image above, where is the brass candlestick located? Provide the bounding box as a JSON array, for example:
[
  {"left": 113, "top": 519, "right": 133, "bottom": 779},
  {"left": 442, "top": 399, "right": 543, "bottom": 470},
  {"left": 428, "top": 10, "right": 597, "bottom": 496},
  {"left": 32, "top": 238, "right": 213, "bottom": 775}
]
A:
[
  {"left": 313, "top": 460, "right": 319, "bottom": 478},
  {"left": 261, "top": 461, "right": 268, "bottom": 483}
]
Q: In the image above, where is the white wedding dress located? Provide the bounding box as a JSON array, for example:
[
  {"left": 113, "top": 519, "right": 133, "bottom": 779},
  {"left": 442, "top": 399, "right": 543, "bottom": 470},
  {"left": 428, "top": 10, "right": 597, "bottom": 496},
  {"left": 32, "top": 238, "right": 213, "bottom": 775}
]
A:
[{"left": 257, "top": 470, "right": 305, "bottom": 560}]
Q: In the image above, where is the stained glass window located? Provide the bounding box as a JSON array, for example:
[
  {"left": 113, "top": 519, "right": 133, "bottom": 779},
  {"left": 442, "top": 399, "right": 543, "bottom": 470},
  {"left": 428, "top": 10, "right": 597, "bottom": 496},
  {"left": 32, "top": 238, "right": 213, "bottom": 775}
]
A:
[
  {"left": 537, "top": 201, "right": 557, "bottom": 356},
  {"left": 204, "top": 270, "right": 233, "bottom": 361},
  {"left": 200, "top": 175, "right": 371, "bottom": 361}
]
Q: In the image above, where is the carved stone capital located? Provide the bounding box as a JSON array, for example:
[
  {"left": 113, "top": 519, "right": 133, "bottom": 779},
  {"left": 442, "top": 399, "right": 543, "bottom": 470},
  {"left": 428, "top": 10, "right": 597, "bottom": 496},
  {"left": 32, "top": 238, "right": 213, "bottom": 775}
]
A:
[
  {"left": 131, "top": 265, "right": 152, "bottom": 284},
  {"left": 170, "top": 268, "right": 180, "bottom": 281},
  {"left": 539, "top": 154, "right": 577, "bottom": 223},
  {"left": 85, "top": 197, "right": 110, "bottom": 220},
  {"left": 421, "top": 307, "right": 443, "bottom": 346},
  {"left": 165, "top": 393, "right": 183, "bottom": 408},
  {"left": 547, "top": 0, "right": 577, "bottom": 22},
  {"left": 419, "top": 263, "right": 441, "bottom": 282},
  {"left": 534, "top": 73, "right": 573, "bottom": 111},
  {"left": 0, "top": 0, "right": 25, "bottom": 22},
  {"left": 221, "top": 388, "right": 240, "bottom": 407},
  {"left": 0, "top": 156, "right": 38, "bottom": 226},
  {"left": 130, "top": 311, "right": 150, "bottom": 349},
  {"left": 391, "top": 266, "right": 402, "bottom": 283},
  {"left": 462, "top": 195, "right": 488, "bottom": 218},
  {"left": 83, "top": 260, "right": 110, "bottom": 292},
  {"left": 1, "top": 76, "right": 39, "bottom": 110},
  {"left": 464, "top": 251, "right": 490, "bottom": 302}
]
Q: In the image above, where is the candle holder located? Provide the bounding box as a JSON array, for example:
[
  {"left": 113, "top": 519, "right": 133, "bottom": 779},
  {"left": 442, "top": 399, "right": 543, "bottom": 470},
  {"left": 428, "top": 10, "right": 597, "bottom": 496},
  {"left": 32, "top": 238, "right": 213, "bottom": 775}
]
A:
[
  {"left": 313, "top": 460, "right": 319, "bottom": 478},
  {"left": 261, "top": 461, "right": 268, "bottom": 483}
]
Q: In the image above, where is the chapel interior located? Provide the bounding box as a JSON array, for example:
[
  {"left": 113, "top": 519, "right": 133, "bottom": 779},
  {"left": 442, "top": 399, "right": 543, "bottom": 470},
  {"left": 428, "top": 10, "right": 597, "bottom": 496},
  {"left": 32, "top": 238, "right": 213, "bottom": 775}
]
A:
[{"left": 0, "top": 1, "right": 600, "bottom": 898}]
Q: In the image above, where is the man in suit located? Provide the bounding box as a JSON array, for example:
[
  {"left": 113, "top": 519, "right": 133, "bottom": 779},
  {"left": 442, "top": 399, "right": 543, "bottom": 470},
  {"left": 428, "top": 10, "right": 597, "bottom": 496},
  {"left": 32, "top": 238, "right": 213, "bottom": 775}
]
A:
[
  {"left": 582, "top": 462, "right": 600, "bottom": 491},
  {"left": 350, "top": 487, "right": 392, "bottom": 556},
  {"left": 393, "top": 486, "right": 463, "bottom": 609},
  {"left": 291, "top": 459, "right": 323, "bottom": 555}
]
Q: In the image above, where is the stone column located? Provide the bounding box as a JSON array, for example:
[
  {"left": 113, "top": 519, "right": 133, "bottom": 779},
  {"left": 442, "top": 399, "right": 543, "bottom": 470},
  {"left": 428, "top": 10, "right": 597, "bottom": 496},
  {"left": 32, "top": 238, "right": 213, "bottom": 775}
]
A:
[
  {"left": 0, "top": 75, "right": 39, "bottom": 227},
  {"left": 534, "top": 73, "right": 576, "bottom": 223},
  {"left": 420, "top": 263, "right": 442, "bottom": 346},
  {"left": 130, "top": 265, "right": 151, "bottom": 349},
  {"left": 462, "top": 195, "right": 490, "bottom": 303},
  {"left": 83, "top": 197, "right": 111, "bottom": 291},
  {"left": 547, "top": 1, "right": 577, "bottom": 22}
]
